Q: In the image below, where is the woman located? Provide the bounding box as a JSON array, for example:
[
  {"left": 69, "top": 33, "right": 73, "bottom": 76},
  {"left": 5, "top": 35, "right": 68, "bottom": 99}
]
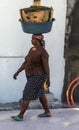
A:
[{"left": 11, "top": 34, "right": 51, "bottom": 121}]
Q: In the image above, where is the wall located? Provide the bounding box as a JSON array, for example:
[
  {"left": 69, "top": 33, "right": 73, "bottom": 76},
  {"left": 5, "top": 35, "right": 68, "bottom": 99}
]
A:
[
  {"left": 0, "top": 0, "right": 66, "bottom": 103},
  {"left": 62, "top": 0, "right": 79, "bottom": 102}
]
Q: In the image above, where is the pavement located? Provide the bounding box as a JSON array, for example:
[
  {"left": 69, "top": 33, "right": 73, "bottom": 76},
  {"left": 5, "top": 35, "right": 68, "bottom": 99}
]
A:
[{"left": 0, "top": 108, "right": 79, "bottom": 130}]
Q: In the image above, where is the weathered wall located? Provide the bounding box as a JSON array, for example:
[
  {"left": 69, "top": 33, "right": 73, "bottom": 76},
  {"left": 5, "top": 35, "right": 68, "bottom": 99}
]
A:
[{"left": 62, "top": 0, "right": 79, "bottom": 102}]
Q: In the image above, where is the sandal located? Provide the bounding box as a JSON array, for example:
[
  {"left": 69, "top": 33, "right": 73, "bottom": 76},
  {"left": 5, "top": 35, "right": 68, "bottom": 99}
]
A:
[
  {"left": 38, "top": 112, "right": 51, "bottom": 117},
  {"left": 11, "top": 115, "right": 23, "bottom": 121}
]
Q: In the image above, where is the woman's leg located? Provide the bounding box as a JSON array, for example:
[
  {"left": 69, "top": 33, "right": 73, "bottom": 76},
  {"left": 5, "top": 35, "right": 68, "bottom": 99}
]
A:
[
  {"left": 18, "top": 100, "right": 30, "bottom": 118},
  {"left": 39, "top": 96, "right": 51, "bottom": 115}
]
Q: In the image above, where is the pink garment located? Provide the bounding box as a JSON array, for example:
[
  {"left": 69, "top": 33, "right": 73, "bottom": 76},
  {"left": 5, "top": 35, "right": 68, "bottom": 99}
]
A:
[{"left": 32, "top": 34, "right": 44, "bottom": 41}]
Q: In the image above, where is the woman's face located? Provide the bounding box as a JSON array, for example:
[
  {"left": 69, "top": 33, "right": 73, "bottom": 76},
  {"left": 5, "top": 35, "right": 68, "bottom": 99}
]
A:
[{"left": 31, "top": 38, "right": 39, "bottom": 46}]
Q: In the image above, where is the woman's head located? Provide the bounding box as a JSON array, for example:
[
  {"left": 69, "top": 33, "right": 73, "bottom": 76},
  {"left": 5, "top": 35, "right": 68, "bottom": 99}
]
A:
[
  {"left": 32, "top": 34, "right": 45, "bottom": 47},
  {"left": 32, "top": 34, "right": 44, "bottom": 41}
]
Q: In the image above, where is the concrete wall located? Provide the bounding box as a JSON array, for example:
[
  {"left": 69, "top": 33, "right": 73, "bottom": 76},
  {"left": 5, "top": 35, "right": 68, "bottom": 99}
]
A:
[{"left": 0, "top": 0, "right": 66, "bottom": 103}]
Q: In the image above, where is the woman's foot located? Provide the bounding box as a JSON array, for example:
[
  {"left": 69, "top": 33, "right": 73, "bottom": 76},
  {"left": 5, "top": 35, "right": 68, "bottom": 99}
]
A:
[
  {"left": 38, "top": 112, "right": 51, "bottom": 117},
  {"left": 11, "top": 115, "right": 23, "bottom": 121}
]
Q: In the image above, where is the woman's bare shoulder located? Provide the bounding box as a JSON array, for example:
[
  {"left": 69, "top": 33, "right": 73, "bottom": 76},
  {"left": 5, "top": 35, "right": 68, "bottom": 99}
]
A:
[
  {"left": 41, "top": 47, "right": 49, "bottom": 57},
  {"left": 41, "top": 47, "right": 49, "bottom": 54}
]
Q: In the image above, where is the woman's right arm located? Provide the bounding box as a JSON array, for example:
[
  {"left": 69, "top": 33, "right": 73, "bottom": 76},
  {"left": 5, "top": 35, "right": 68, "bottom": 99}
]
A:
[{"left": 13, "top": 61, "right": 26, "bottom": 79}]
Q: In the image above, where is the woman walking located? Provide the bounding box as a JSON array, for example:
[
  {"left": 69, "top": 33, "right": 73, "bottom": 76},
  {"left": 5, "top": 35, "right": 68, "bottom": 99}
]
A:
[{"left": 11, "top": 34, "right": 51, "bottom": 121}]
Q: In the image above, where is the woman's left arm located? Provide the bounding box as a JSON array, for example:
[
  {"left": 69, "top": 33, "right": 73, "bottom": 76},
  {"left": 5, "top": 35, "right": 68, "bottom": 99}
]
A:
[{"left": 41, "top": 50, "right": 50, "bottom": 87}]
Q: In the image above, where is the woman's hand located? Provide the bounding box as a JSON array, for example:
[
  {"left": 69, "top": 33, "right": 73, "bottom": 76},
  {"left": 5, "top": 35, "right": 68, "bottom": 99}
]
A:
[
  {"left": 13, "top": 72, "right": 19, "bottom": 80},
  {"left": 45, "top": 78, "right": 50, "bottom": 88}
]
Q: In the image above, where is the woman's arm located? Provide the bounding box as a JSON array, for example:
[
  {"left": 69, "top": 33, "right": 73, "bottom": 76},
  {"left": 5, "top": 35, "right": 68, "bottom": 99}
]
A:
[
  {"left": 41, "top": 50, "right": 50, "bottom": 87},
  {"left": 13, "top": 61, "right": 26, "bottom": 79}
]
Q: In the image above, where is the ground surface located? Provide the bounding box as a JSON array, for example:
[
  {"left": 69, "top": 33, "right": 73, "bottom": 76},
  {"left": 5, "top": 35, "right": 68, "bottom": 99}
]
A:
[{"left": 0, "top": 108, "right": 79, "bottom": 130}]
